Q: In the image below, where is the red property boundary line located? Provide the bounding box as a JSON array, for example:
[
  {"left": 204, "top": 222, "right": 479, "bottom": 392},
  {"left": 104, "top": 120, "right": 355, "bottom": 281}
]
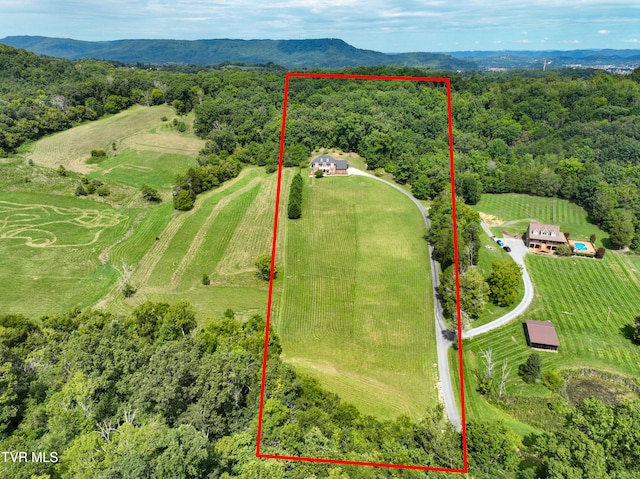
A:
[{"left": 256, "top": 72, "right": 467, "bottom": 473}]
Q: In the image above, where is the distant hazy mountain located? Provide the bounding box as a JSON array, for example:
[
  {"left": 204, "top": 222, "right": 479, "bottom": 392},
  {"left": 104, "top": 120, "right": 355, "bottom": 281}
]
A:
[
  {"left": 448, "top": 49, "right": 640, "bottom": 72},
  {"left": 0, "top": 36, "right": 477, "bottom": 70}
]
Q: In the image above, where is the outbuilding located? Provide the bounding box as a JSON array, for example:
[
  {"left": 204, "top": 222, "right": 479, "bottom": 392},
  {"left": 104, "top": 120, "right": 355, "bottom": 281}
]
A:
[{"left": 524, "top": 320, "right": 560, "bottom": 351}]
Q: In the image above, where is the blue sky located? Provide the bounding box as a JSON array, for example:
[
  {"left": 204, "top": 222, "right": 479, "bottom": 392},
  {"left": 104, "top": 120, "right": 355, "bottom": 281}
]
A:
[{"left": 1, "top": 0, "right": 639, "bottom": 52}]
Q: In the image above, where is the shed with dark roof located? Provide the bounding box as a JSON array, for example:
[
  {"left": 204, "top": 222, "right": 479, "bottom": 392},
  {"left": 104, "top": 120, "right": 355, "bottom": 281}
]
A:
[{"left": 524, "top": 320, "right": 560, "bottom": 351}]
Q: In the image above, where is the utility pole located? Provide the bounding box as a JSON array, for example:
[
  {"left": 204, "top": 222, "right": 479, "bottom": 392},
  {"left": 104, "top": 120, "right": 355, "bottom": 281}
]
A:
[{"left": 606, "top": 306, "right": 611, "bottom": 326}]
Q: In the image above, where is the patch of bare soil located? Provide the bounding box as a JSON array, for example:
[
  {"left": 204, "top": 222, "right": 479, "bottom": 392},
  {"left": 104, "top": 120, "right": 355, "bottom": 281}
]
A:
[{"left": 479, "top": 212, "right": 504, "bottom": 226}]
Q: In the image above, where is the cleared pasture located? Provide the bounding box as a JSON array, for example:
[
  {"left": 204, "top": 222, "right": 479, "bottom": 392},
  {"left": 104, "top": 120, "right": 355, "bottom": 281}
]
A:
[
  {"left": 24, "top": 105, "right": 203, "bottom": 174},
  {"left": 456, "top": 251, "right": 640, "bottom": 433},
  {"left": 0, "top": 191, "right": 136, "bottom": 317},
  {"left": 89, "top": 148, "right": 198, "bottom": 192},
  {"left": 111, "top": 167, "right": 290, "bottom": 321},
  {"left": 476, "top": 193, "right": 607, "bottom": 245},
  {"left": 274, "top": 175, "right": 437, "bottom": 420}
]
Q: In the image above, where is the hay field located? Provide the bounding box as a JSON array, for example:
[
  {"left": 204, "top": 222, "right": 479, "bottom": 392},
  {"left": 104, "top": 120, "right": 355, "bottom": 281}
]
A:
[
  {"left": 274, "top": 175, "right": 438, "bottom": 420},
  {"left": 25, "top": 105, "right": 204, "bottom": 174},
  {"left": 106, "top": 167, "right": 291, "bottom": 321},
  {"left": 0, "top": 191, "right": 135, "bottom": 316}
]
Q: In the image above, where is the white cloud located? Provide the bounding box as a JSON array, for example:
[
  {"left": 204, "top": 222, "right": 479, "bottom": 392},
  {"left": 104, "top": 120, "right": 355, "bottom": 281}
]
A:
[{"left": 1, "top": 0, "right": 639, "bottom": 52}]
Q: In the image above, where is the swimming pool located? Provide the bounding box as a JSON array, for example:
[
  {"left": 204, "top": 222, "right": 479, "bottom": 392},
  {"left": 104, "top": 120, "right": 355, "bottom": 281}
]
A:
[{"left": 574, "top": 242, "right": 588, "bottom": 251}]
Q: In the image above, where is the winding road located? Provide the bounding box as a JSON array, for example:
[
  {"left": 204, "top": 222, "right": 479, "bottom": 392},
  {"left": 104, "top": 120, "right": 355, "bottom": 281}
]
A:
[{"left": 348, "top": 168, "right": 535, "bottom": 432}]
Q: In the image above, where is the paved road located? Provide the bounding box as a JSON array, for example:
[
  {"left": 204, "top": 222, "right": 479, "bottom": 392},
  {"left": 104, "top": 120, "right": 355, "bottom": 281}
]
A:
[
  {"left": 347, "top": 170, "right": 537, "bottom": 432},
  {"left": 463, "top": 225, "right": 535, "bottom": 339},
  {"left": 348, "top": 168, "right": 461, "bottom": 431}
]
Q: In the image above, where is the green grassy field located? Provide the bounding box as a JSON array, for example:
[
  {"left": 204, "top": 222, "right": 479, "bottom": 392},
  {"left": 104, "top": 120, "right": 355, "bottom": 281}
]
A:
[
  {"left": 24, "top": 105, "right": 204, "bottom": 177},
  {"left": 470, "top": 223, "right": 525, "bottom": 328},
  {"left": 0, "top": 191, "right": 138, "bottom": 316},
  {"left": 475, "top": 193, "right": 608, "bottom": 246},
  {"left": 101, "top": 167, "right": 291, "bottom": 321},
  {"left": 274, "top": 175, "right": 437, "bottom": 420},
  {"left": 88, "top": 149, "right": 197, "bottom": 192},
  {"left": 457, "top": 194, "right": 640, "bottom": 436}
]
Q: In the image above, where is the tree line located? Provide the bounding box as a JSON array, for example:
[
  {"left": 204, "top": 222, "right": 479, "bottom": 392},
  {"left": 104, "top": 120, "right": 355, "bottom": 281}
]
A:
[
  {"left": 428, "top": 188, "right": 522, "bottom": 326},
  {"left": 6, "top": 42, "right": 640, "bottom": 250},
  {"left": 1, "top": 304, "right": 638, "bottom": 478}
]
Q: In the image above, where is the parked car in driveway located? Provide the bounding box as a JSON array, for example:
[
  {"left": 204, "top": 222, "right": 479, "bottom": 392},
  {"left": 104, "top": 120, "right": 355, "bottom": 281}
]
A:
[
  {"left": 496, "top": 239, "right": 504, "bottom": 247},
  {"left": 503, "top": 246, "right": 511, "bottom": 252}
]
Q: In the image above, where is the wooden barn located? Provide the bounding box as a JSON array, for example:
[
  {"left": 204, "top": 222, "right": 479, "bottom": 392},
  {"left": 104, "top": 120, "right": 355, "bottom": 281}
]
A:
[{"left": 524, "top": 320, "right": 560, "bottom": 351}]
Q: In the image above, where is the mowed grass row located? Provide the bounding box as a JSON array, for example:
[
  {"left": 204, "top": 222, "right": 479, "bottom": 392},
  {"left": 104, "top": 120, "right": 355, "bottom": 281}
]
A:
[
  {"left": 88, "top": 149, "right": 198, "bottom": 192},
  {"left": 0, "top": 191, "right": 136, "bottom": 316},
  {"left": 136, "top": 168, "right": 263, "bottom": 289},
  {"left": 25, "top": 105, "right": 179, "bottom": 173},
  {"left": 476, "top": 193, "right": 607, "bottom": 245},
  {"left": 215, "top": 168, "right": 293, "bottom": 278},
  {"left": 454, "top": 251, "right": 640, "bottom": 433},
  {"left": 275, "top": 175, "right": 438, "bottom": 420},
  {"left": 121, "top": 167, "right": 289, "bottom": 321}
]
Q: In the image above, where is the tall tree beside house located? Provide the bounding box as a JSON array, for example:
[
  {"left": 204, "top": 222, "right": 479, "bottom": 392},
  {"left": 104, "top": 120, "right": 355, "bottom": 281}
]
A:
[{"left": 287, "top": 173, "right": 303, "bottom": 219}]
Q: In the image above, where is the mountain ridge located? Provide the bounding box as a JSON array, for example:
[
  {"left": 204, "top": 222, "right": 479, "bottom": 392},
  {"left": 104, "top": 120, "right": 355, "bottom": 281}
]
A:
[{"left": 0, "top": 35, "right": 477, "bottom": 70}]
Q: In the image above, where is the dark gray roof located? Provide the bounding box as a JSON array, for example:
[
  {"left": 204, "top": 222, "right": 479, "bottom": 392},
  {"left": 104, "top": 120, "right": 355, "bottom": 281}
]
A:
[{"left": 310, "top": 155, "right": 348, "bottom": 170}]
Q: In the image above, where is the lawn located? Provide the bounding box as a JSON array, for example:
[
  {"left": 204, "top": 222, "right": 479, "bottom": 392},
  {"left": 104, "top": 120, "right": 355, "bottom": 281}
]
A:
[
  {"left": 458, "top": 193, "right": 637, "bottom": 436},
  {"left": 455, "top": 251, "right": 640, "bottom": 435},
  {"left": 273, "top": 174, "right": 438, "bottom": 420},
  {"left": 475, "top": 193, "right": 608, "bottom": 246},
  {"left": 470, "top": 223, "right": 525, "bottom": 328}
]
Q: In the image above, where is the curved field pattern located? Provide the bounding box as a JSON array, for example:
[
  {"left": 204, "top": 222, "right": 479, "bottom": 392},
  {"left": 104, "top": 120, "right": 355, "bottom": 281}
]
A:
[{"left": 0, "top": 201, "right": 127, "bottom": 248}]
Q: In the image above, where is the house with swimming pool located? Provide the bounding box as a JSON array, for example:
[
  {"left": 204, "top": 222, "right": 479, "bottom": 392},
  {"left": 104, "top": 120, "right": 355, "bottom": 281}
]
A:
[
  {"left": 524, "top": 223, "right": 567, "bottom": 254},
  {"left": 524, "top": 222, "right": 596, "bottom": 256}
]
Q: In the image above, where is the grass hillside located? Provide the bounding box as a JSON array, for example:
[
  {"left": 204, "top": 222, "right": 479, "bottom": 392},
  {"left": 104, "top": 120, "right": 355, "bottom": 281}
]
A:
[
  {"left": 0, "top": 191, "right": 135, "bottom": 316},
  {"left": 23, "top": 105, "right": 203, "bottom": 176},
  {"left": 274, "top": 175, "right": 438, "bottom": 420},
  {"left": 1, "top": 105, "right": 207, "bottom": 317},
  {"left": 458, "top": 194, "right": 639, "bottom": 435},
  {"left": 98, "top": 167, "right": 290, "bottom": 321},
  {"left": 476, "top": 193, "right": 608, "bottom": 246}
]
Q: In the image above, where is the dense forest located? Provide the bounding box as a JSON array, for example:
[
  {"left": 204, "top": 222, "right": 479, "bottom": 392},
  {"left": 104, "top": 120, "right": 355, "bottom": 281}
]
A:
[
  {"left": 2, "top": 305, "right": 640, "bottom": 478},
  {"left": 4, "top": 44, "right": 640, "bottom": 253},
  {"left": 0, "top": 36, "right": 478, "bottom": 71},
  {"left": 3, "top": 43, "right": 640, "bottom": 477}
]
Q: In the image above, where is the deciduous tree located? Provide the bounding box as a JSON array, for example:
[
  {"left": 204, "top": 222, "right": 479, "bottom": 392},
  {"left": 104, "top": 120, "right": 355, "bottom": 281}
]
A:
[{"left": 487, "top": 260, "right": 522, "bottom": 307}]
